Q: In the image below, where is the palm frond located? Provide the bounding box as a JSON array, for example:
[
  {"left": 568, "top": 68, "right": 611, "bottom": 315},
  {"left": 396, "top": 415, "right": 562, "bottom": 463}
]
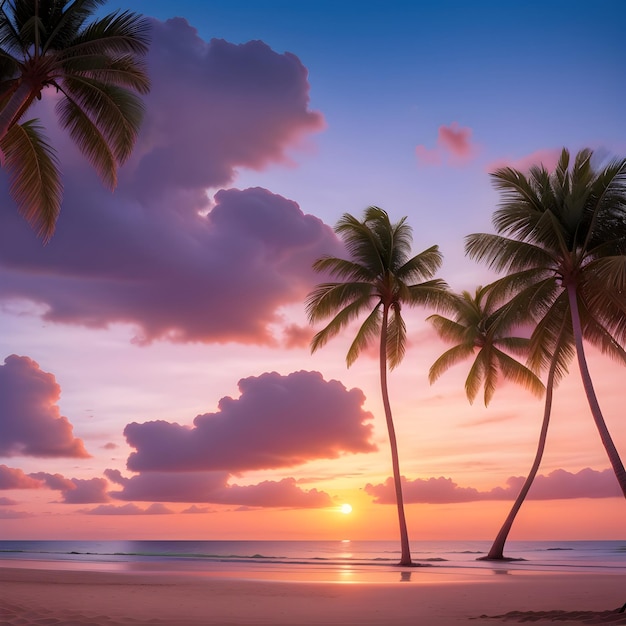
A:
[
  {"left": 305, "top": 282, "right": 373, "bottom": 324},
  {"left": 427, "top": 313, "right": 470, "bottom": 344},
  {"left": 396, "top": 244, "right": 443, "bottom": 282},
  {"left": 312, "top": 256, "right": 376, "bottom": 282},
  {"left": 404, "top": 279, "right": 453, "bottom": 312},
  {"left": 465, "top": 232, "right": 557, "bottom": 274},
  {"left": 493, "top": 348, "right": 545, "bottom": 399},
  {"left": 57, "top": 77, "right": 144, "bottom": 164},
  {"left": 346, "top": 305, "right": 381, "bottom": 367},
  {"left": 464, "top": 350, "right": 486, "bottom": 404},
  {"left": 386, "top": 303, "right": 406, "bottom": 370},
  {"left": 428, "top": 343, "right": 477, "bottom": 384},
  {"left": 309, "top": 291, "right": 374, "bottom": 354},
  {"left": 0, "top": 118, "right": 62, "bottom": 241},
  {"left": 65, "top": 9, "right": 151, "bottom": 57}
]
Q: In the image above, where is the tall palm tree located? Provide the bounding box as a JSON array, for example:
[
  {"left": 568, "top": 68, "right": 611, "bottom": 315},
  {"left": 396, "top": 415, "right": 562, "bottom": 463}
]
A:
[
  {"left": 466, "top": 148, "right": 626, "bottom": 499},
  {"left": 0, "top": 0, "right": 151, "bottom": 241},
  {"left": 305, "top": 206, "right": 450, "bottom": 566},
  {"left": 428, "top": 284, "right": 578, "bottom": 559}
]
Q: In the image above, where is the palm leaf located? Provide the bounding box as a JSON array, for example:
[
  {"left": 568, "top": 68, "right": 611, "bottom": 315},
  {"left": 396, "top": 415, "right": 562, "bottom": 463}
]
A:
[
  {"left": 0, "top": 119, "right": 62, "bottom": 242},
  {"left": 346, "top": 305, "right": 381, "bottom": 367},
  {"left": 386, "top": 303, "right": 406, "bottom": 370},
  {"left": 428, "top": 343, "right": 477, "bottom": 384}
]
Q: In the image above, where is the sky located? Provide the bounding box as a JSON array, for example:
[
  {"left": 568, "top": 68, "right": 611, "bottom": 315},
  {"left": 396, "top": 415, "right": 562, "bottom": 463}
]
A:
[{"left": 0, "top": 0, "right": 625, "bottom": 543}]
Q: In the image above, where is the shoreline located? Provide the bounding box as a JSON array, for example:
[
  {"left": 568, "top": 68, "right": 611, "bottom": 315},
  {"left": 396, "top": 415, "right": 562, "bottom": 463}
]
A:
[{"left": 1, "top": 563, "right": 626, "bottom": 625}]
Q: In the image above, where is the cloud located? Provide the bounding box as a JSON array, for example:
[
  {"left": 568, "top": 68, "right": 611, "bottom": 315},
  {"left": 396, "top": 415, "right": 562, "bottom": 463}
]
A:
[
  {"left": 366, "top": 476, "right": 482, "bottom": 504},
  {"left": 0, "top": 497, "right": 18, "bottom": 505},
  {"left": 1, "top": 465, "right": 108, "bottom": 504},
  {"left": 128, "top": 18, "right": 325, "bottom": 199},
  {"left": 106, "top": 469, "right": 332, "bottom": 507},
  {"left": 0, "top": 465, "right": 43, "bottom": 489},
  {"left": 0, "top": 18, "right": 334, "bottom": 347},
  {"left": 416, "top": 122, "right": 476, "bottom": 166},
  {"left": 84, "top": 503, "right": 173, "bottom": 515},
  {"left": 105, "top": 469, "right": 230, "bottom": 502},
  {"left": 282, "top": 323, "right": 313, "bottom": 348},
  {"left": 0, "top": 509, "right": 32, "bottom": 519},
  {"left": 0, "top": 356, "right": 89, "bottom": 459},
  {"left": 365, "top": 468, "right": 622, "bottom": 504},
  {"left": 213, "top": 478, "right": 332, "bottom": 508},
  {"left": 487, "top": 148, "right": 562, "bottom": 174},
  {"left": 124, "top": 370, "right": 376, "bottom": 472},
  {"left": 24, "top": 471, "right": 109, "bottom": 503},
  {"left": 181, "top": 505, "right": 215, "bottom": 514}
]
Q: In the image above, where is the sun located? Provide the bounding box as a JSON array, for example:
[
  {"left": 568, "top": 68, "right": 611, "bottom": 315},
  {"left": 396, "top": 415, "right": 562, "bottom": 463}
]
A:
[{"left": 340, "top": 503, "right": 353, "bottom": 515}]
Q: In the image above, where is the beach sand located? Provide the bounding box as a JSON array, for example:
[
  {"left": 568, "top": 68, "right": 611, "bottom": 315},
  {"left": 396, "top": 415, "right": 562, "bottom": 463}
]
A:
[{"left": 0, "top": 565, "right": 625, "bottom": 625}]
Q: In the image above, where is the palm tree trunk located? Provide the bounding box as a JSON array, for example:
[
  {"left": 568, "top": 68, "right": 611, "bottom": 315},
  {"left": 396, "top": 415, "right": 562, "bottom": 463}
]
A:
[
  {"left": 567, "top": 283, "right": 626, "bottom": 497},
  {"left": 479, "top": 358, "right": 556, "bottom": 560},
  {"left": 380, "top": 306, "right": 412, "bottom": 566}
]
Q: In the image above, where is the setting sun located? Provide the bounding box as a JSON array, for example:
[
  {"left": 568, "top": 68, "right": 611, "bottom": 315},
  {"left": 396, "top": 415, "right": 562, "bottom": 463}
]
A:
[{"left": 340, "top": 504, "right": 353, "bottom": 515}]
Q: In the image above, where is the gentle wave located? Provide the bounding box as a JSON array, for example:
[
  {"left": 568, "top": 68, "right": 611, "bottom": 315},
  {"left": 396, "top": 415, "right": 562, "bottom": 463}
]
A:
[{"left": 0, "top": 540, "right": 624, "bottom": 573}]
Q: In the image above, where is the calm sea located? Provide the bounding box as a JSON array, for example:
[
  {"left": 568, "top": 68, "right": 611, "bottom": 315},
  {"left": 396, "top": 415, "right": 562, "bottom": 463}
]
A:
[{"left": 0, "top": 540, "right": 624, "bottom": 577}]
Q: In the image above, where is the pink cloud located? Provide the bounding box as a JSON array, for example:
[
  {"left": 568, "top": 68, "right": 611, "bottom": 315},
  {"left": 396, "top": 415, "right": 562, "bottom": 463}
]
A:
[
  {"left": 181, "top": 505, "right": 216, "bottom": 514},
  {"left": 124, "top": 370, "right": 376, "bottom": 472},
  {"left": 414, "top": 145, "right": 442, "bottom": 166},
  {"left": 487, "top": 148, "right": 562, "bottom": 174},
  {"left": 438, "top": 123, "right": 474, "bottom": 158},
  {"left": 416, "top": 122, "right": 476, "bottom": 166},
  {"left": 0, "top": 465, "right": 43, "bottom": 490},
  {"left": 106, "top": 469, "right": 332, "bottom": 508},
  {"left": 214, "top": 478, "right": 332, "bottom": 508},
  {"left": 0, "top": 497, "right": 17, "bottom": 505},
  {"left": 84, "top": 503, "right": 173, "bottom": 515},
  {"left": 0, "top": 356, "right": 89, "bottom": 459},
  {"left": 0, "top": 18, "right": 333, "bottom": 347},
  {"left": 282, "top": 323, "right": 313, "bottom": 348},
  {"left": 0, "top": 509, "right": 32, "bottom": 519},
  {"left": 365, "top": 468, "right": 622, "bottom": 504}
]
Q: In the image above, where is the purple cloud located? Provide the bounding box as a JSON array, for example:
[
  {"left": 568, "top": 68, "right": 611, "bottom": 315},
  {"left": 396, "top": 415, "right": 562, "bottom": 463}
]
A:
[
  {"left": 365, "top": 468, "right": 622, "bottom": 504},
  {"left": 0, "top": 356, "right": 89, "bottom": 459},
  {"left": 0, "top": 18, "right": 332, "bottom": 347},
  {"left": 128, "top": 19, "right": 324, "bottom": 198},
  {"left": 106, "top": 469, "right": 332, "bottom": 508},
  {"left": 26, "top": 472, "right": 109, "bottom": 504},
  {"left": 124, "top": 370, "right": 376, "bottom": 472},
  {"left": 0, "top": 497, "right": 18, "bottom": 505},
  {"left": 105, "top": 469, "right": 230, "bottom": 503}
]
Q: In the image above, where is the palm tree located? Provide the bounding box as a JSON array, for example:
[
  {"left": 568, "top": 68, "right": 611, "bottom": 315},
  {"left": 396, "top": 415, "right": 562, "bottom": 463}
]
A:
[
  {"left": 305, "top": 206, "right": 450, "bottom": 566},
  {"left": 0, "top": 0, "right": 151, "bottom": 241},
  {"left": 466, "top": 148, "right": 626, "bottom": 499},
  {"left": 428, "top": 284, "right": 576, "bottom": 559},
  {"left": 427, "top": 284, "right": 544, "bottom": 407}
]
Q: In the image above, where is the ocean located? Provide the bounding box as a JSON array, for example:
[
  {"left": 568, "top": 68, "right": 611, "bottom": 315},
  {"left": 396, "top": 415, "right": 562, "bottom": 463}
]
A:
[{"left": 0, "top": 540, "right": 624, "bottom": 580}]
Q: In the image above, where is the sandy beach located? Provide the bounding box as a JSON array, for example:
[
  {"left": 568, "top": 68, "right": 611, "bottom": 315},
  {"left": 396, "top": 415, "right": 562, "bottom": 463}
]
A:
[{"left": 1, "top": 564, "right": 625, "bottom": 626}]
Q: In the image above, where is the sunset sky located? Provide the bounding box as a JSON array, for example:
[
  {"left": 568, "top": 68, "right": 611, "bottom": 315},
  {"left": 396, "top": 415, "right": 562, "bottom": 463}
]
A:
[{"left": 1, "top": 0, "right": 625, "bottom": 542}]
